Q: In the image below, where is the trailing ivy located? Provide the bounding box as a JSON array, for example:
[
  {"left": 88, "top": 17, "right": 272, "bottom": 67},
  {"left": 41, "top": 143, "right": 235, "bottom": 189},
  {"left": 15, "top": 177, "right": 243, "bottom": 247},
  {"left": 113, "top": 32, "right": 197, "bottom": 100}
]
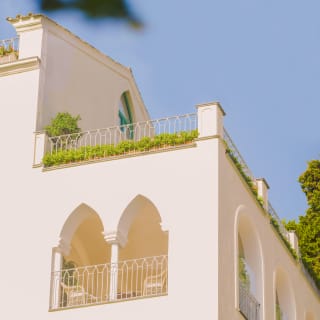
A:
[
  {"left": 226, "top": 145, "right": 319, "bottom": 290},
  {"left": 225, "top": 147, "right": 300, "bottom": 262},
  {"left": 225, "top": 148, "right": 264, "bottom": 207},
  {"left": 270, "top": 218, "right": 298, "bottom": 260},
  {"left": 43, "top": 130, "right": 198, "bottom": 167}
]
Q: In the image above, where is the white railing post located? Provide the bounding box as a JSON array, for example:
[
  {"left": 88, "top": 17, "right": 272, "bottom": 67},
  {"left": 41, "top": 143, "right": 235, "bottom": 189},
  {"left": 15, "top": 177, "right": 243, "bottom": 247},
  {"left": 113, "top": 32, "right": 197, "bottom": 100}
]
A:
[
  {"left": 288, "top": 231, "right": 300, "bottom": 256},
  {"left": 50, "top": 248, "right": 63, "bottom": 309},
  {"left": 33, "top": 131, "right": 46, "bottom": 166},
  {"left": 196, "top": 101, "right": 225, "bottom": 138}
]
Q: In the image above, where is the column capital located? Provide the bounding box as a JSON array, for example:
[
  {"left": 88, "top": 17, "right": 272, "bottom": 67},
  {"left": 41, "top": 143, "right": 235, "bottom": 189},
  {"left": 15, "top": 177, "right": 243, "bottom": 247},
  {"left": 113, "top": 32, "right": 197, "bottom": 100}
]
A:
[{"left": 103, "top": 230, "right": 127, "bottom": 247}]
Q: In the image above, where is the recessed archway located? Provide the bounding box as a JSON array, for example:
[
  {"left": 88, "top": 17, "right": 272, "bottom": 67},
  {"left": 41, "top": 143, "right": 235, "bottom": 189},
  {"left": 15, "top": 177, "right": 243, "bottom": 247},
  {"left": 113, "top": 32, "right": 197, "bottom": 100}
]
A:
[
  {"left": 274, "top": 267, "right": 296, "bottom": 320},
  {"left": 235, "top": 206, "right": 264, "bottom": 319}
]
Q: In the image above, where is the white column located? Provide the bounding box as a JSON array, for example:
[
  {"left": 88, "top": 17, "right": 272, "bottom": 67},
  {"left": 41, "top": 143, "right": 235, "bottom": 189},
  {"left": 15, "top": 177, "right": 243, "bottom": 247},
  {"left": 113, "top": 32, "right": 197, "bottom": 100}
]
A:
[
  {"left": 109, "top": 243, "right": 119, "bottom": 301},
  {"left": 7, "top": 14, "right": 45, "bottom": 60},
  {"left": 33, "top": 132, "right": 46, "bottom": 167},
  {"left": 50, "top": 248, "right": 63, "bottom": 309},
  {"left": 256, "top": 178, "right": 269, "bottom": 210},
  {"left": 288, "top": 231, "right": 300, "bottom": 257},
  {"left": 104, "top": 230, "right": 127, "bottom": 301},
  {"left": 196, "top": 101, "right": 225, "bottom": 138}
]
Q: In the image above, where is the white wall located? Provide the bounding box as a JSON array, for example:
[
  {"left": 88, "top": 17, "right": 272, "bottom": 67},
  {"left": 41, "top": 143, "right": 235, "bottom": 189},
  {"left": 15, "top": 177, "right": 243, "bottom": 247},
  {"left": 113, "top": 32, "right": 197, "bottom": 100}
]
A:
[
  {"left": 218, "top": 139, "right": 320, "bottom": 319},
  {"left": 8, "top": 15, "right": 149, "bottom": 132}
]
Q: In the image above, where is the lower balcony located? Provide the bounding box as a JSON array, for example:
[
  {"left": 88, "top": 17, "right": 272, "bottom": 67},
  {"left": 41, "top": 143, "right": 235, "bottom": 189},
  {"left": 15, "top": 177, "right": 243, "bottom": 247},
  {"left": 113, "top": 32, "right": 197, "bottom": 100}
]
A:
[
  {"left": 50, "top": 255, "right": 168, "bottom": 310},
  {"left": 239, "top": 283, "right": 260, "bottom": 320}
]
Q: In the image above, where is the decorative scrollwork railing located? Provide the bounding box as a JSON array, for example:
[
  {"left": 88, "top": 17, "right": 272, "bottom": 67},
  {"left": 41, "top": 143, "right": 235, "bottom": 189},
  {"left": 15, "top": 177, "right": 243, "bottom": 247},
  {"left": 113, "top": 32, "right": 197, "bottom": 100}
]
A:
[{"left": 50, "top": 255, "right": 168, "bottom": 310}]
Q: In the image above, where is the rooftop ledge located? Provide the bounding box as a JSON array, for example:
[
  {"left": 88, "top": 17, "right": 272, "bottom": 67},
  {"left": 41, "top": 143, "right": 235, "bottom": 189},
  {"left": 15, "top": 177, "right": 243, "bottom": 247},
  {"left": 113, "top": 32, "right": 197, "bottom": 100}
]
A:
[{"left": 0, "top": 56, "right": 40, "bottom": 76}]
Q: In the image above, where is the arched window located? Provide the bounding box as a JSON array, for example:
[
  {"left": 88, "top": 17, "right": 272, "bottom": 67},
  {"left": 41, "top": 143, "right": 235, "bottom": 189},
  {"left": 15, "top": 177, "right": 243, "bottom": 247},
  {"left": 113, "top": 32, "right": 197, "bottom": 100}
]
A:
[
  {"left": 236, "top": 212, "right": 263, "bottom": 320},
  {"left": 274, "top": 268, "right": 296, "bottom": 320},
  {"left": 119, "top": 92, "right": 133, "bottom": 124},
  {"left": 50, "top": 204, "right": 109, "bottom": 310}
]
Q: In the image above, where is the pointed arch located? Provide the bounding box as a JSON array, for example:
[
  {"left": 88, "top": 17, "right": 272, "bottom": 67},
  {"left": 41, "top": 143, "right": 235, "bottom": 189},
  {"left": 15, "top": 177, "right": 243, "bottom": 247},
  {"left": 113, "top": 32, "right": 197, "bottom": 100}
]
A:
[
  {"left": 59, "top": 203, "right": 104, "bottom": 256},
  {"left": 117, "top": 194, "right": 168, "bottom": 261},
  {"left": 117, "top": 194, "right": 164, "bottom": 244}
]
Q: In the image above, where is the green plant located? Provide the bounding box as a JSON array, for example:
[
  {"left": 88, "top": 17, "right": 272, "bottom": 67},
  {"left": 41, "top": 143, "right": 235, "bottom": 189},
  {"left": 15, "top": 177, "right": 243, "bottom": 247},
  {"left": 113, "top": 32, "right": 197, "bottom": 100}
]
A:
[
  {"left": 43, "top": 130, "right": 198, "bottom": 167},
  {"left": 225, "top": 148, "right": 263, "bottom": 208},
  {"left": 270, "top": 218, "right": 298, "bottom": 260},
  {"left": 284, "top": 160, "right": 320, "bottom": 290},
  {"left": 62, "top": 259, "right": 77, "bottom": 286},
  {"left": 45, "top": 112, "right": 81, "bottom": 137},
  {"left": 239, "top": 256, "right": 250, "bottom": 290}
]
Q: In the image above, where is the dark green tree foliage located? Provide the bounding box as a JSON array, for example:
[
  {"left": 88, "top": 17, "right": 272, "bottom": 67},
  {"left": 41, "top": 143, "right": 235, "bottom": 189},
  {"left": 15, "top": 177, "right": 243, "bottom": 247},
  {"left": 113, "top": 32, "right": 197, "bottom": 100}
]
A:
[
  {"left": 40, "top": 0, "right": 142, "bottom": 28},
  {"left": 286, "top": 160, "right": 320, "bottom": 287}
]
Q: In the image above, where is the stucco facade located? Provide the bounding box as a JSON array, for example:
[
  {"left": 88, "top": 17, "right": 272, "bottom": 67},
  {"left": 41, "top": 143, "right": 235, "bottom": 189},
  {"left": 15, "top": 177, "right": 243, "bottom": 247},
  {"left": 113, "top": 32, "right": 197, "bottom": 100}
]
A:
[{"left": 0, "top": 14, "right": 319, "bottom": 320}]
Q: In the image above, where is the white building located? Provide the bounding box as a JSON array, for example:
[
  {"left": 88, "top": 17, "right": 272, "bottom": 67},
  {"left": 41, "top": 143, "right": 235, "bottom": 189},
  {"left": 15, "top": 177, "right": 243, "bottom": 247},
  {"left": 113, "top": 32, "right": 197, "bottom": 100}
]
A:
[{"left": 0, "top": 13, "right": 319, "bottom": 320}]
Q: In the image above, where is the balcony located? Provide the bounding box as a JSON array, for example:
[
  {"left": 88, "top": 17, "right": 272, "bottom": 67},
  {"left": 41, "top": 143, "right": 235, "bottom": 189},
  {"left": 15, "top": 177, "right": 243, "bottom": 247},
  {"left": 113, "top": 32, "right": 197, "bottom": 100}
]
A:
[
  {"left": 239, "top": 283, "right": 260, "bottom": 320},
  {"left": 34, "top": 113, "right": 198, "bottom": 168},
  {"left": 50, "top": 255, "right": 168, "bottom": 310},
  {"left": 0, "top": 37, "right": 19, "bottom": 64}
]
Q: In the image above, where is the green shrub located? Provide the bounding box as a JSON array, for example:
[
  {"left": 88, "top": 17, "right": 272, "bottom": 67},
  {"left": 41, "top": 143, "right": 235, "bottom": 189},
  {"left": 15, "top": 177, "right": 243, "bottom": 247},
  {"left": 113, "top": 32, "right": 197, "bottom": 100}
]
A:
[
  {"left": 45, "top": 112, "right": 81, "bottom": 137},
  {"left": 43, "top": 130, "right": 199, "bottom": 167}
]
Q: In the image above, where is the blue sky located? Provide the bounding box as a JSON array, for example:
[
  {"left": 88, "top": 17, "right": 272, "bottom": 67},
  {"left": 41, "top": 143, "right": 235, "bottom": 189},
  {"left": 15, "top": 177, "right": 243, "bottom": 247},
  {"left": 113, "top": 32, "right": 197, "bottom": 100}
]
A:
[{"left": 1, "top": 0, "right": 319, "bottom": 221}]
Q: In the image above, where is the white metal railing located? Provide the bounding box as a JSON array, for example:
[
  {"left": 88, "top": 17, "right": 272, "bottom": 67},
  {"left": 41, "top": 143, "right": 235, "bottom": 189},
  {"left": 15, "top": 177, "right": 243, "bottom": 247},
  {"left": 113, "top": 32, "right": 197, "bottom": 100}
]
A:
[
  {"left": 223, "top": 128, "right": 255, "bottom": 181},
  {"left": 0, "top": 37, "right": 19, "bottom": 64},
  {"left": 223, "top": 129, "right": 290, "bottom": 243},
  {"left": 47, "top": 113, "right": 197, "bottom": 154},
  {"left": 49, "top": 255, "right": 168, "bottom": 310},
  {"left": 239, "top": 283, "right": 260, "bottom": 320},
  {"left": 267, "top": 201, "right": 290, "bottom": 242},
  {"left": 224, "top": 128, "right": 320, "bottom": 295}
]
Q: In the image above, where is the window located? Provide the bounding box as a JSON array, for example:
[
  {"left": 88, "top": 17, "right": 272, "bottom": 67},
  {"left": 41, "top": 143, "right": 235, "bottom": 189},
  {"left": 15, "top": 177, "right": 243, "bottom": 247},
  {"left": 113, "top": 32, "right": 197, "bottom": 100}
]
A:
[{"left": 118, "top": 92, "right": 134, "bottom": 138}]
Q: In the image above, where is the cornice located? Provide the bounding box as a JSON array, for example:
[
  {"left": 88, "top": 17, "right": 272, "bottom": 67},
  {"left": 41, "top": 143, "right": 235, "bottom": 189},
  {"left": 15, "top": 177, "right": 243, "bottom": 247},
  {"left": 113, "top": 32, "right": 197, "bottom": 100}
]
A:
[{"left": 0, "top": 57, "right": 40, "bottom": 77}]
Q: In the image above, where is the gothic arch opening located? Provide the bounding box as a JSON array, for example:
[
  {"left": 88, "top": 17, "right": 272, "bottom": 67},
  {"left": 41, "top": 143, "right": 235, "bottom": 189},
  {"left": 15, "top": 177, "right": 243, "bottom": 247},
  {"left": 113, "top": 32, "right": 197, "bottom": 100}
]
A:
[
  {"left": 59, "top": 203, "right": 109, "bottom": 266},
  {"left": 118, "top": 195, "right": 168, "bottom": 260},
  {"left": 50, "top": 203, "right": 111, "bottom": 309},
  {"left": 116, "top": 195, "right": 168, "bottom": 297}
]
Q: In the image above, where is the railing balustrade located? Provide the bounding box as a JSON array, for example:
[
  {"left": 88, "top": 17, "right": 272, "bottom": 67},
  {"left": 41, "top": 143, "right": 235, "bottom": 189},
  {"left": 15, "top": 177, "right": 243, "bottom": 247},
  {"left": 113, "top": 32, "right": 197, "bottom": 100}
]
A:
[
  {"left": 50, "top": 255, "right": 168, "bottom": 310},
  {"left": 47, "top": 113, "right": 197, "bottom": 154},
  {"left": 223, "top": 128, "right": 255, "bottom": 181},
  {"left": 0, "top": 37, "right": 19, "bottom": 64},
  {"left": 224, "top": 128, "right": 319, "bottom": 296},
  {"left": 267, "top": 201, "right": 290, "bottom": 241},
  {"left": 239, "top": 283, "right": 260, "bottom": 320}
]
